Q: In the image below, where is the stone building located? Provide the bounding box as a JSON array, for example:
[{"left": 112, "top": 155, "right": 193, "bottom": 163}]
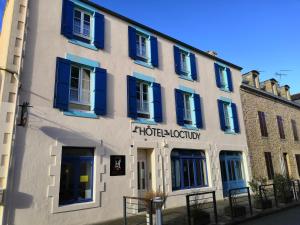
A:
[
  {"left": 241, "top": 70, "right": 300, "bottom": 180},
  {"left": 1, "top": 0, "right": 251, "bottom": 224}
]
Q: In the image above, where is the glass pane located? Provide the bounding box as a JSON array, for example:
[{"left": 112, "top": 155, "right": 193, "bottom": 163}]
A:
[
  {"left": 229, "top": 160, "right": 236, "bottom": 181},
  {"left": 183, "top": 160, "right": 189, "bottom": 187},
  {"left": 81, "top": 90, "right": 90, "bottom": 105},
  {"left": 220, "top": 160, "right": 227, "bottom": 182},
  {"left": 195, "top": 160, "right": 203, "bottom": 186},
  {"left": 78, "top": 160, "right": 93, "bottom": 201},
  {"left": 59, "top": 161, "right": 75, "bottom": 205},
  {"left": 70, "top": 89, "right": 79, "bottom": 102},
  {"left": 141, "top": 162, "right": 146, "bottom": 189},
  {"left": 74, "top": 10, "right": 81, "bottom": 19},
  {"left": 189, "top": 160, "right": 195, "bottom": 187},
  {"left": 235, "top": 161, "right": 243, "bottom": 180},
  {"left": 84, "top": 13, "right": 90, "bottom": 22},
  {"left": 73, "top": 20, "right": 81, "bottom": 34},
  {"left": 137, "top": 162, "right": 141, "bottom": 190}
]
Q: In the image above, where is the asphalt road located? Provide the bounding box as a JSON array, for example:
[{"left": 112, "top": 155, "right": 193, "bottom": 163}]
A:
[{"left": 240, "top": 206, "right": 300, "bottom": 225}]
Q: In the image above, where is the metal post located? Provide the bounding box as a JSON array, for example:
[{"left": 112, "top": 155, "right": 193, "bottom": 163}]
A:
[
  {"left": 247, "top": 187, "right": 253, "bottom": 215},
  {"left": 123, "top": 197, "right": 127, "bottom": 225},
  {"left": 212, "top": 191, "right": 218, "bottom": 224},
  {"left": 186, "top": 195, "right": 191, "bottom": 225},
  {"left": 149, "top": 200, "right": 153, "bottom": 225},
  {"left": 273, "top": 184, "right": 278, "bottom": 208},
  {"left": 229, "top": 190, "right": 234, "bottom": 220},
  {"left": 153, "top": 197, "right": 163, "bottom": 225}
]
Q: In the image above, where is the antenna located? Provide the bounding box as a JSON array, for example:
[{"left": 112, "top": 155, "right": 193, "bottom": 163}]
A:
[{"left": 275, "top": 70, "right": 292, "bottom": 81}]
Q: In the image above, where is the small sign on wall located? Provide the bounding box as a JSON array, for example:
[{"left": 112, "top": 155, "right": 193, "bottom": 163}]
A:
[{"left": 110, "top": 155, "right": 126, "bottom": 176}]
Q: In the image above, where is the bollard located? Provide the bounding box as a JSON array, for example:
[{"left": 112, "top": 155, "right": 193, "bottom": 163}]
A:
[{"left": 153, "top": 197, "right": 164, "bottom": 225}]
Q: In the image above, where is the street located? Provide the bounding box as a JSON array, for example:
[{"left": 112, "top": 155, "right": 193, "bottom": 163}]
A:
[{"left": 240, "top": 207, "right": 300, "bottom": 225}]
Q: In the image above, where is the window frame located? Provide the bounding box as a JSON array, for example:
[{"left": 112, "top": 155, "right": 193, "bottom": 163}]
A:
[
  {"left": 291, "top": 119, "right": 299, "bottom": 141},
  {"left": 179, "top": 50, "right": 191, "bottom": 76},
  {"left": 69, "top": 64, "right": 92, "bottom": 110},
  {"left": 264, "top": 152, "right": 274, "bottom": 180},
  {"left": 218, "top": 65, "right": 229, "bottom": 90},
  {"left": 258, "top": 111, "right": 268, "bottom": 137},
  {"left": 222, "top": 101, "right": 234, "bottom": 132},
  {"left": 73, "top": 8, "right": 92, "bottom": 40},
  {"left": 277, "top": 115, "right": 285, "bottom": 139},
  {"left": 135, "top": 31, "right": 151, "bottom": 63},
  {"left": 59, "top": 147, "right": 94, "bottom": 206},
  {"left": 183, "top": 92, "right": 193, "bottom": 125},
  {"left": 171, "top": 150, "right": 208, "bottom": 191},
  {"left": 136, "top": 80, "right": 151, "bottom": 119}
]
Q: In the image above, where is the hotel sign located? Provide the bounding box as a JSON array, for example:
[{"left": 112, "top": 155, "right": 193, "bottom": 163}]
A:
[{"left": 132, "top": 125, "right": 200, "bottom": 140}]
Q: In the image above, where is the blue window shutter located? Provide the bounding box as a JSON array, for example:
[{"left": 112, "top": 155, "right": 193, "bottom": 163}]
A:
[
  {"left": 217, "top": 99, "right": 226, "bottom": 131},
  {"left": 54, "top": 57, "right": 71, "bottom": 111},
  {"left": 153, "top": 82, "right": 162, "bottom": 122},
  {"left": 193, "top": 94, "right": 203, "bottom": 129},
  {"left": 231, "top": 103, "right": 240, "bottom": 133},
  {"left": 175, "top": 89, "right": 184, "bottom": 126},
  {"left": 61, "top": 0, "right": 74, "bottom": 39},
  {"left": 127, "top": 75, "right": 137, "bottom": 119},
  {"left": 190, "top": 53, "right": 197, "bottom": 81},
  {"left": 173, "top": 46, "right": 181, "bottom": 75},
  {"left": 94, "top": 12, "right": 105, "bottom": 49},
  {"left": 226, "top": 68, "right": 233, "bottom": 92},
  {"left": 150, "top": 36, "right": 159, "bottom": 68},
  {"left": 94, "top": 67, "right": 107, "bottom": 115},
  {"left": 128, "top": 26, "right": 137, "bottom": 60},
  {"left": 214, "top": 63, "right": 221, "bottom": 88}
]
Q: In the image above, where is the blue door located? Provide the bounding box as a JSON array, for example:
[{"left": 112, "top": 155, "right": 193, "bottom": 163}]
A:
[{"left": 220, "top": 151, "right": 246, "bottom": 197}]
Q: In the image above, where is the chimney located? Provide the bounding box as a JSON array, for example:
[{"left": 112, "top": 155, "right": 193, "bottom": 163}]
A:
[
  {"left": 279, "top": 85, "right": 291, "bottom": 100},
  {"left": 207, "top": 50, "right": 218, "bottom": 57},
  {"left": 242, "top": 70, "right": 260, "bottom": 88},
  {"left": 263, "top": 79, "right": 279, "bottom": 96}
]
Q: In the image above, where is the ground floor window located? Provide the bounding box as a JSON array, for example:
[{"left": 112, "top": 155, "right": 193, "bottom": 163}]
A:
[
  {"left": 59, "top": 147, "right": 94, "bottom": 206},
  {"left": 171, "top": 149, "right": 208, "bottom": 190},
  {"left": 264, "top": 152, "right": 274, "bottom": 180}
]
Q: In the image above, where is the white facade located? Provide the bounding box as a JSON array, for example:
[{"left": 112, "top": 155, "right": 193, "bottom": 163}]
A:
[{"left": 5, "top": 0, "right": 250, "bottom": 224}]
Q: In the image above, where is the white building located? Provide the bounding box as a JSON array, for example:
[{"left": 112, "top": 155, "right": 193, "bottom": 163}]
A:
[{"left": 3, "top": 0, "right": 251, "bottom": 224}]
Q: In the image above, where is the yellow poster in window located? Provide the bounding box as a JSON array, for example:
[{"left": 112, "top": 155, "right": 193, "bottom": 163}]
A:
[{"left": 80, "top": 175, "right": 89, "bottom": 183}]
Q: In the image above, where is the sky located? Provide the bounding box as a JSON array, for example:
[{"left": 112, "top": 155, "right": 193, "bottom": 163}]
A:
[{"left": 0, "top": 0, "right": 299, "bottom": 93}]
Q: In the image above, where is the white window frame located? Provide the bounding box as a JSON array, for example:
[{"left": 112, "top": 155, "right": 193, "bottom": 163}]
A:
[
  {"left": 180, "top": 50, "right": 191, "bottom": 75},
  {"left": 223, "top": 102, "right": 234, "bottom": 132},
  {"left": 69, "top": 65, "right": 92, "bottom": 108},
  {"left": 219, "top": 66, "right": 228, "bottom": 89},
  {"left": 73, "top": 8, "right": 92, "bottom": 40},
  {"left": 136, "top": 32, "right": 150, "bottom": 62},
  {"left": 136, "top": 80, "right": 151, "bottom": 116},
  {"left": 183, "top": 92, "right": 193, "bottom": 124}
]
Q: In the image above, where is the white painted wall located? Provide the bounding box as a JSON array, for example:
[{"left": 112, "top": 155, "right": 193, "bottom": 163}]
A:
[{"left": 6, "top": 0, "right": 250, "bottom": 224}]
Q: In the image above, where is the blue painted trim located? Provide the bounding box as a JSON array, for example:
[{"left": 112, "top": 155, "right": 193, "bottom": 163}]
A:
[
  {"left": 66, "top": 53, "right": 100, "bottom": 68},
  {"left": 179, "top": 85, "right": 195, "bottom": 94},
  {"left": 178, "top": 75, "right": 194, "bottom": 82},
  {"left": 215, "top": 61, "right": 227, "bottom": 68},
  {"left": 133, "top": 72, "right": 155, "bottom": 83},
  {"left": 64, "top": 110, "right": 98, "bottom": 119},
  {"left": 175, "top": 44, "right": 191, "bottom": 54},
  {"left": 69, "top": 39, "right": 98, "bottom": 51},
  {"left": 133, "top": 118, "right": 157, "bottom": 125},
  {"left": 71, "top": 0, "right": 98, "bottom": 13},
  {"left": 134, "top": 60, "right": 154, "bottom": 69},
  {"left": 219, "top": 96, "right": 232, "bottom": 103},
  {"left": 133, "top": 26, "right": 152, "bottom": 36},
  {"left": 183, "top": 124, "right": 199, "bottom": 131}
]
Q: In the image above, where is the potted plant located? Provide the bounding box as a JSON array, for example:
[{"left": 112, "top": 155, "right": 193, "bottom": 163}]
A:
[
  {"left": 249, "top": 177, "right": 272, "bottom": 209},
  {"left": 273, "top": 174, "right": 294, "bottom": 204}
]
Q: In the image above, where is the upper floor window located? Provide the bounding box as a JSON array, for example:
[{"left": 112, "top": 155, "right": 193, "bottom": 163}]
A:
[
  {"left": 73, "top": 9, "right": 91, "bottom": 40},
  {"left": 173, "top": 46, "right": 197, "bottom": 81},
  {"left": 264, "top": 152, "right": 274, "bottom": 180},
  {"left": 54, "top": 56, "right": 107, "bottom": 118},
  {"left": 127, "top": 75, "right": 162, "bottom": 123},
  {"left": 276, "top": 115, "right": 285, "bottom": 139},
  {"left": 128, "top": 26, "right": 159, "bottom": 68},
  {"left": 258, "top": 111, "right": 268, "bottom": 137},
  {"left": 291, "top": 119, "right": 299, "bottom": 141},
  {"left": 217, "top": 99, "right": 240, "bottom": 133},
  {"left": 175, "top": 88, "right": 203, "bottom": 129},
  {"left": 214, "top": 63, "right": 233, "bottom": 92},
  {"left": 61, "top": 0, "right": 104, "bottom": 50}
]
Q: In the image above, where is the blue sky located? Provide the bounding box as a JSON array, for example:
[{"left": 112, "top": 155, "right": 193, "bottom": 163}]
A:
[{"left": 1, "top": 0, "right": 300, "bottom": 93}]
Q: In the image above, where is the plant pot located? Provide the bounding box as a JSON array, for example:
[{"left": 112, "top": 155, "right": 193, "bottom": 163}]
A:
[
  {"left": 224, "top": 205, "right": 246, "bottom": 218},
  {"left": 191, "top": 209, "right": 211, "bottom": 225},
  {"left": 254, "top": 199, "right": 272, "bottom": 209}
]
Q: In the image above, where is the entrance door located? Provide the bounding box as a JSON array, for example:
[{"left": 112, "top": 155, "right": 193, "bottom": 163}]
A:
[
  {"left": 137, "top": 150, "right": 150, "bottom": 198},
  {"left": 220, "top": 151, "right": 246, "bottom": 197}
]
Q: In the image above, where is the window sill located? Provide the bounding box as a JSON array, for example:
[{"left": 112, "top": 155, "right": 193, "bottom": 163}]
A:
[
  {"left": 64, "top": 110, "right": 98, "bottom": 119},
  {"left": 219, "top": 87, "right": 232, "bottom": 93},
  {"left": 133, "top": 118, "right": 157, "bottom": 125},
  {"left": 224, "top": 130, "right": 237, "bottom": 135},
  {"left": 172, "top": 186, "right": 212, "bottom": 194},
  {"left": 134, "top": 60, "right": 154, "bottom": 69},
  {"left": 69, "top": 39, "right": 98, "bottom": 51},
  {"left": 183, "top": 124, "right": 199, "bottom": 131},
  {"left": 178, "top": 75, "right": 194, "bottom": 82}
]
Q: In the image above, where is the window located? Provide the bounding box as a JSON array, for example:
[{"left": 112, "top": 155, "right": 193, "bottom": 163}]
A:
[
  {"left": 217, "top": 99, "right": 239, "bottom": 133},
  {"left": 59, "top": 147, "right": 94, "bottom": 206},
  {"left": 183, "top": 93, "right": 192, "bottom": 125},
  {"left": 264, "top": 152, "right": 274, "bottom": 180},
  {"left": 277, "top": 116, "right": 285, "bottom": 139},
  {"left": 214, "top": 63, "right": 233, "bottom": 92},
  {"left": 136, "top": 80, "right": 150, "bottom": 119},
  {"left": 180, "top": 51, "right": 190, "bottom": 75},
  {"left": 69, "top": 65, "right": 91, "bottom": 111},
  {"left": 282, "top": 153, "right": 289, "bottom": 177},
  {"left": 136, "top": 33, "right": 149, "bottom": 60},
  {"left": 73, "top": 9, "right": 91, "bottom": 40},
  {"left": 295, "top": 155, "right": 300, "bottom": 176},
  {"left": 258, "top": 111, "right": 268, "bottom": 137},
  {"left": 171, "top": 149, "right": 208, "bottom": 190},
  {"left": 291, "top": 119, "right": 299, "bottom": 141}
]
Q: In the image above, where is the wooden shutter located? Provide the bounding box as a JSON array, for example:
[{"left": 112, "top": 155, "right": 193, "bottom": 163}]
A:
[
  {"left": 94, "top": 67, "right": 107, "bottom": 115},
  {"left": 94, "top": 12, "right": 105, "bottom": 49},
  {"left": 150, "top": 36, "right": 159, "bottom": 67},
  {"left": 258, "top": 111, "right": 268, "bottom": 137},
  {"left": 61, "top": 0, "right": 74, "bottom": 39},
  {"left": 190, "top": 53, "right": 197, "bottom": 81},
  {"left": 153, "top": 82, "right": 162, "bottom": 122}
]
